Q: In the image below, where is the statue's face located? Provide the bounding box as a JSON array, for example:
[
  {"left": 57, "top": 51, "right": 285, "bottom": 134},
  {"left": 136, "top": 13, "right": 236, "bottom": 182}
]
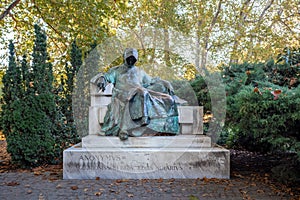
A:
[{"left": 126, "top": 56, "right": 137, "bottom": 67}]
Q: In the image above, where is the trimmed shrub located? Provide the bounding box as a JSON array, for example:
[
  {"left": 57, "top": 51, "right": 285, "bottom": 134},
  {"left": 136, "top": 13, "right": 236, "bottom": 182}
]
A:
[
  {"left": 0, "top": 25, "right": 74, "bottom": 167},
  {"left": 220, "top": 48, "right": 300, "bottom": 158}
]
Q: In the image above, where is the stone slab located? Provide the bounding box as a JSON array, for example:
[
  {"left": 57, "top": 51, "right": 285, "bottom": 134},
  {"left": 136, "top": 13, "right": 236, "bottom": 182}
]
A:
[
  {"left": 98, "top": 107, "right": 108, "bottom": 124},
  {"left": 178, "top": 106, "right": 203, "bottom": 134},
  {"left": 91, "top": 95, "right": 112, "bottom": 106},
  {"left": 88, "top": 106, "right": 102, "bottom": 135},
  {"left": 82, "top": 135, "right": 211, "bottom": 148},
  {"left": 63, "top": 144, "right": 230, "bottom": 179}
]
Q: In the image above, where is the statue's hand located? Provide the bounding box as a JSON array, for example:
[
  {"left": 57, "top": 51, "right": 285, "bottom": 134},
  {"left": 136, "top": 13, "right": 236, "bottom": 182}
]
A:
[
  {"left": 97, "top": 82, "right": 106, "bottom": 92},
  {"left": 169, "top": 90, "right": 175, "bottom": 96},
  {"left": 159, "top": 79, "right": 175, "bottom": 95},
  {"left": 95, "top": 76, "right": 106, "bottom": 92}
]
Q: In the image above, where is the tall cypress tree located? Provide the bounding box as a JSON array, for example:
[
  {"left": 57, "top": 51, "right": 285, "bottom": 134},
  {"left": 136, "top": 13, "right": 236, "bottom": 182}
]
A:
[
  {"left": 1, "top": 41, "right": 20, "bottom": 136},
  {"left": 0, "top": 26, "right": 60, "bottom": 167},
  {"left": 54, "top": 40, "right": 82, "bottom": 148},
  {"left": 70, "top": 40, "right": 82, "bottom": 76},
  {"left": 1, "top": 41, "right": 22, "bottom": 103},
  {"left": 65, "top": 40, "right": 82, "bottom": 124},
  {"left": 65, "top": 40, "right": 82, "bottom": 142},
  {"left": 29, "top": 24, "right": 63, "bottom": 164},
  {"left": 32, "top": 24, "right": 53, "bottom": 95},
  {"left": 20, "top": 55, "right": 31, "bottom": 94}
]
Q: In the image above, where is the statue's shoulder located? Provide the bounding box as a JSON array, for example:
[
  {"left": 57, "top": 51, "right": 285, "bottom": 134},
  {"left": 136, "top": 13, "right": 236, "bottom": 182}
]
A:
[
  {"left": 107, "top": 65, "right": 124, "bottom": 73},
  {"left": 110, "top": 65, "right": 120, "bottom": 70}
]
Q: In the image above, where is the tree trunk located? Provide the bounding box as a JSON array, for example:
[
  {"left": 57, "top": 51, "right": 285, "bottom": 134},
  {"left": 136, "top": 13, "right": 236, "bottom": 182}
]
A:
[
  {"left": 164, "top": 29, "right": 171, "bottom": 67},
  {"left": 0, "top": 0, "right": 21, "bottom": 21},
  {"left": 195, "top": 20, "right": 202, "bottom": 72}
]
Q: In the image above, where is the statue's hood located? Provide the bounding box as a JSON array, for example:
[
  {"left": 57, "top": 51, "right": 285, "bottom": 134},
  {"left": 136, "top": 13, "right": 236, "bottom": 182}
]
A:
[{"left": 123, "top": 48, "right": 138, "bottom": 65}]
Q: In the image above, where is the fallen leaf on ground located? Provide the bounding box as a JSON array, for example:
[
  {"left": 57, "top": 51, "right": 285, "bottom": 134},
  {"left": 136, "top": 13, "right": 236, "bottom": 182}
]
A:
[
  {"left": 95, "top": 192, "right": 102, "bottom": 196},
  {"left": 6, "top": 181, "right": 19, "bottom": 186},
  {"left": 141, "top": 179, "right": 148, "bottom": 183},
  {"left": 203, "top": 177, "right": 209, "bottom": 182},
  {"left": 239, "top": 190, "right": 248, "bottom": 195},
  {"left": 48, "top": 177, "right": 58, "bottom": 181},
  {"left": 70, "top": 186, "right": 78, "bottom": 190},
  {"left": 169, "top": 178, "right": 175, "bottom": 182},
  {"left": 224, "top": 187, "right": 230, "bottom": 191},
  {"left": 157, "top": 178, "right": 163, "bottom": 183},
  {"left": 127, "top": 193, "right": 134, "bottom": 197},
  {"left": 34, "top": 171, "right": 42, "bottom": 176},
  {"left": 116, "top": 179, "right": 129, "bottom": 183},
  {"left": 233, "top": 173, "right": 244, "bottom": 178}
]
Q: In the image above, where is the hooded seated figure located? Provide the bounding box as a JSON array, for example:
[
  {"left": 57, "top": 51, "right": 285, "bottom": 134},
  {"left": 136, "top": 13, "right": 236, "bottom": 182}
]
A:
[{"left": 95, "top": 48, "right": 179, "bottom": 140}]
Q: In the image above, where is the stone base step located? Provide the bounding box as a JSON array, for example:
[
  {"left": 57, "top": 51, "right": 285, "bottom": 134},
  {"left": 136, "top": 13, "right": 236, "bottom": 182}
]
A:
[{"left": 82, "top": 135, "right": 211, "bottom": 148}]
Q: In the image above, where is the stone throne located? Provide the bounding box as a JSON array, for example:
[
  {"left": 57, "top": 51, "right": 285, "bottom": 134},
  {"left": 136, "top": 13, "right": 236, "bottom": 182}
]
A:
[{"left": 63, "top": 79, "right": 230, "bottom": 179}]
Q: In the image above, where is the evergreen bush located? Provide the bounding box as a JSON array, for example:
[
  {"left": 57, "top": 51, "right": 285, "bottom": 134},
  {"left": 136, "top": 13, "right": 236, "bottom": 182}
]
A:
[
  {"left": 190, "top": 75, "right": 211, "bottom": 113},
  {"left": 0, "top": 25, "right": 75, "bottom": 167},
  {"left": 220, "top": 49, "right": 300, "bottom": 158}
]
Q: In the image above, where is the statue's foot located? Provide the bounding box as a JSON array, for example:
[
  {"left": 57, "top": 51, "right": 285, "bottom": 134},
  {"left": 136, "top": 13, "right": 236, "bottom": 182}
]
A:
[
  {"left": 119, "top": 131, "right": 129, "bottom": 140},
  {"left": 141, "top": 116, "right": 150, "bottom": 126}
]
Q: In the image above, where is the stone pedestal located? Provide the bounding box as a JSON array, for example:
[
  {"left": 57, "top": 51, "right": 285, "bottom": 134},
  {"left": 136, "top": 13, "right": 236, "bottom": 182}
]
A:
[
  {"left": 63, "top": 134, "right": 230, "bottom": 179},
  {"left": 63, "top": 139, "right": 229, "bottom": 179}
]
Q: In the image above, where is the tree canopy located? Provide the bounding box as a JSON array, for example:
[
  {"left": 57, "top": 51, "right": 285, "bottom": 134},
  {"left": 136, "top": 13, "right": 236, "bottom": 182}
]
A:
[{"left": 0, "top": 0, "right": 299, "bottom": 74}]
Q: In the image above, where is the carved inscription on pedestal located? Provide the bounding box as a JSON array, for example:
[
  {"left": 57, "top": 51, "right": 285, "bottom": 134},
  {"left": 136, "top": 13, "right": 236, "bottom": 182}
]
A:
[{"left": 66, "top": 152, "right": 227, "bottom": 174}]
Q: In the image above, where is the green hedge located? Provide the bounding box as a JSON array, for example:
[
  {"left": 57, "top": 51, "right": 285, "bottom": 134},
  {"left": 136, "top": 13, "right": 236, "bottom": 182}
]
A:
[
  {"left": 188, "top": 48, "right": 300, "bottom": 160},
  {"left": 226, "top": 84, "right": 300, "bottom": 155},
  {"left": 220, "top": 49, "right": 300, "bottom": 158},
  {"left": 1, "top": 25, "right": 80, "bottom": 168}
]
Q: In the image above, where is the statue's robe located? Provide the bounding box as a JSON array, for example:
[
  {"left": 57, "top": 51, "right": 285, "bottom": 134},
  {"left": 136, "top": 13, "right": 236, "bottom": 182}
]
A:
[{"left": 101, "top": 64, "right": 179, "bottom": 136}]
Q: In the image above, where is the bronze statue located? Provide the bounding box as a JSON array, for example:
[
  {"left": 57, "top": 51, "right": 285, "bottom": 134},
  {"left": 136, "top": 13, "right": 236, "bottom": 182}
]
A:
[{"left": 95, "top": 48, "right": 179, "bottom": 140}]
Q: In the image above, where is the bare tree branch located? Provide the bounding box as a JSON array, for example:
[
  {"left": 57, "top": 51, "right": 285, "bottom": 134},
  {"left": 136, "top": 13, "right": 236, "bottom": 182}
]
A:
[
  {"left": 275, "top": 9, "right": 300, "bottom": 40},
  {"left": 230, "top": 0, "right": 251, "bottom": 64},
  {"left": 201, "top": 0, "right": 223, "bottom": 70},
  {"left": 8, "top": 13, "right": 65, "bottom": 55},
  {"left": 245, "top": 0, "right": 274, "bottom": 23},
  {"left": 33, "top": 3, "right": 63, "bottom": 38},
  {"left": 32, "top": 1, "right": 67, "bottom": 50},
  {"left": 210, "top": 0, "right": 223, "bottom": 30},
  {"left": 279, "top": 19, "right": 300, "bottom": 40},
  {"left": 206, "top": 0, "right": 223, "bottom": 50},
  {"left": 0, "top": 0, "right": 21, "bottom": 21},
  {"left": 239, "top": 0, "right": 251, "bottom": 22},
  {"left": 8, "top": 13, "right": 19, "bottom": 30}
]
